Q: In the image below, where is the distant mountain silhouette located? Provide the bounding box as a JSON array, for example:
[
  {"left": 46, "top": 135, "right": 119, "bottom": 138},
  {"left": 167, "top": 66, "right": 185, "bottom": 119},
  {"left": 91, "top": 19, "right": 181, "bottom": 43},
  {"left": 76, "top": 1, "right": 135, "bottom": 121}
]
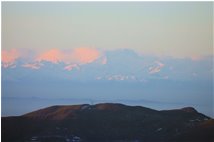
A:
[{"left": 2, "top": 103, "right": 214, "bottom": 142}]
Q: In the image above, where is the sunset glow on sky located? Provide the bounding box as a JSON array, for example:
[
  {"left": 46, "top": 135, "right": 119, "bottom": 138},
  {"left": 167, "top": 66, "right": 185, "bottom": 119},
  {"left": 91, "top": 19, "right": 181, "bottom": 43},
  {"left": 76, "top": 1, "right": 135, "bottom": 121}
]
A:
[{"left": 2, "top": 2, "right": 213, "bottom": 58}]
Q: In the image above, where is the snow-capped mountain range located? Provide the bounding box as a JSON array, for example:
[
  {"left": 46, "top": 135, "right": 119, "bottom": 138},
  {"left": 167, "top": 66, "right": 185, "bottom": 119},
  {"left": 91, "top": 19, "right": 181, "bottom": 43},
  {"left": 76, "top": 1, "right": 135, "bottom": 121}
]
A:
[{"left": 2, "top": 48, "right": 212, "bottom": 82}]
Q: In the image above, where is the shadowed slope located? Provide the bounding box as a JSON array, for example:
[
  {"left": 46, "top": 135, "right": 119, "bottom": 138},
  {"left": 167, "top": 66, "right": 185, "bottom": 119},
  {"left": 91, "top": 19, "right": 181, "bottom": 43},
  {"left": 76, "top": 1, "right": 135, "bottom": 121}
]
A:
[{"left": 2, "top": 103, "right": 214, "bottom": 142}]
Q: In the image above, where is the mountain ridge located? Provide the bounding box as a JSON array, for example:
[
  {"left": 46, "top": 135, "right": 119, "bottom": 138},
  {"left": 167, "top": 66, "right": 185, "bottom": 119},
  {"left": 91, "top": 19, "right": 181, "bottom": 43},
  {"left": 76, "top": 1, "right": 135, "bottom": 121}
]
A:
[{"left": 2, "top": 103, "right": 214, "bottom": 142}]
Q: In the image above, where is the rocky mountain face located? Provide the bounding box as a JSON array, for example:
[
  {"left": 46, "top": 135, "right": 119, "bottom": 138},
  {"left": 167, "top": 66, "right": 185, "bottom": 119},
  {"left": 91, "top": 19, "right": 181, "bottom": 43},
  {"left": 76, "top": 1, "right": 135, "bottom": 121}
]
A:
[{"left": 2, "top": 103, "right": 214, "bottom": 142}]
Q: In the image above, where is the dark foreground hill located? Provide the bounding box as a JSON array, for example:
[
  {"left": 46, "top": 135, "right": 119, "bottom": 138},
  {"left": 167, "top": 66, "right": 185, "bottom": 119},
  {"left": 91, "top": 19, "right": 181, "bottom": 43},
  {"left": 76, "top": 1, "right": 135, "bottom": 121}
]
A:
[{"left": 2, "top": 103, "right": 214, "bottom": 142}]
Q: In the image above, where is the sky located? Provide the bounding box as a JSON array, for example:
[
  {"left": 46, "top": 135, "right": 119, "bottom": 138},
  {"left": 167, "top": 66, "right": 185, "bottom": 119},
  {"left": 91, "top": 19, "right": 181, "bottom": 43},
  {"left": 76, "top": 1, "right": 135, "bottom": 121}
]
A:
[
  {"left": 2, "top": 2, "right": 213, "bottom": 58},
  {"left": 1, "top": 2, "right": 213, "bottom": 117}
]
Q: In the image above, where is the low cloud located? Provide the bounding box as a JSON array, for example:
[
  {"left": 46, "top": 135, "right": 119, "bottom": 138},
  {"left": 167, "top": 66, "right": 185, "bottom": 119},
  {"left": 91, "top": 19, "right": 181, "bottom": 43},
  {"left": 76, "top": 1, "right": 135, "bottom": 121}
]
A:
[
  {"left": 2, "top": 49, "right": 20, "bottom": 68},
  {"left": 36, "top": 49, "right": 64, "bottom": 63},
  {"left": 2, "top": 47, "right": 102, "bottom": 69},
  {"left": 67, "top": 47, "right": 101, "bottom": 64},
  {"left": 35, "top": 47, "right": 101, "bottom": 65}
]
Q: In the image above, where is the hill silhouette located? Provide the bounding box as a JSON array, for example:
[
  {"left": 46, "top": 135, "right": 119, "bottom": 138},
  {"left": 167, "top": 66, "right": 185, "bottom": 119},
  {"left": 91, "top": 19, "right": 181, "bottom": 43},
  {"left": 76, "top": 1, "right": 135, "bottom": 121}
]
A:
[{"left": 2, "top": 103, "right": 214, "bottom": 142}]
